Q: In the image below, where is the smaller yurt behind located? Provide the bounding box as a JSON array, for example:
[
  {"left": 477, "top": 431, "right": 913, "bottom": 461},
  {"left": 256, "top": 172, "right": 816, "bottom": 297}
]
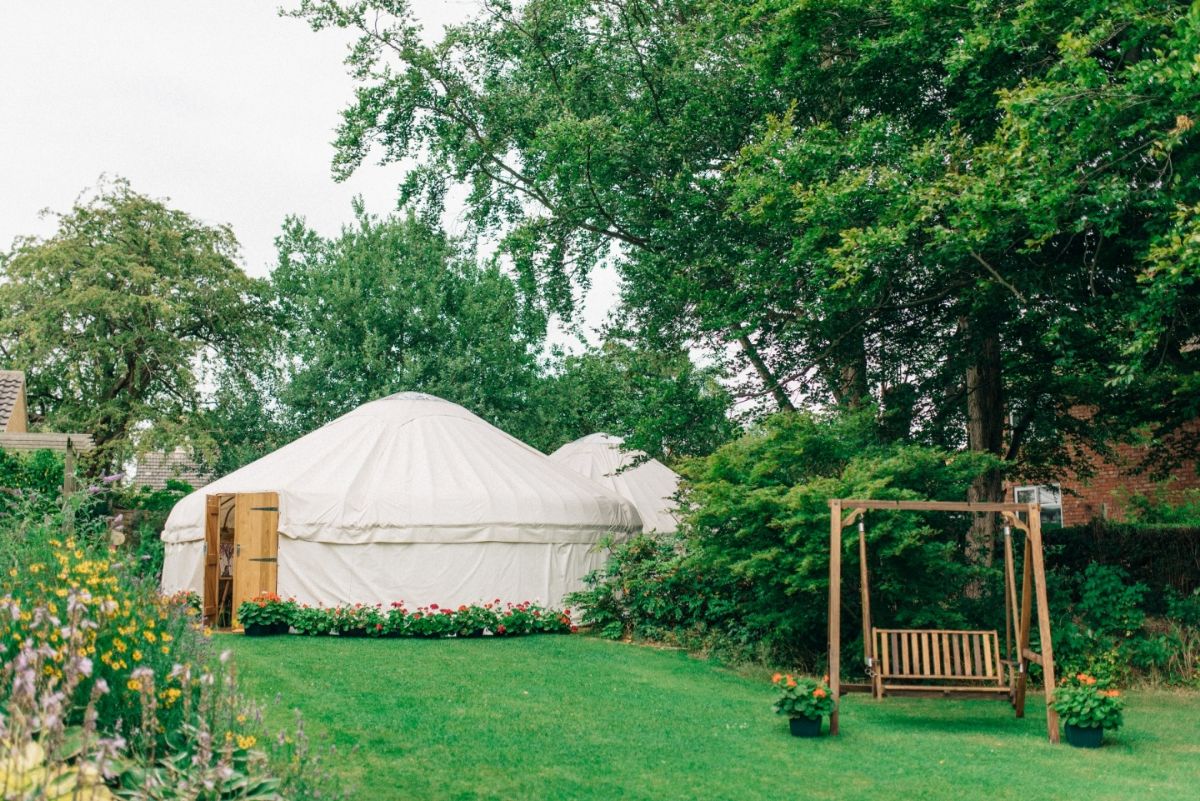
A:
[{"left": 550, "top": 433, "right": 680, "bottom": 534}]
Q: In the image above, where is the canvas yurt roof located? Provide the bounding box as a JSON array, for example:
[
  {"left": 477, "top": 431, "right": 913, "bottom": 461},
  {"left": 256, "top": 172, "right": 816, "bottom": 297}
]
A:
[
  {"left": 549, "top": 433, "right": 680, "bottom": 533},
  {"left": 160, "top": 393, "right": 642, "bottom": 607}
]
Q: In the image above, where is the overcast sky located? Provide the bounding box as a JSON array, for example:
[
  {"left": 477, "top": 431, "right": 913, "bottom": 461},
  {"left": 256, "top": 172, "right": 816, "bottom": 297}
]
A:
[{"left": 0, "top": 1, "right": 617, "bottom": 345}]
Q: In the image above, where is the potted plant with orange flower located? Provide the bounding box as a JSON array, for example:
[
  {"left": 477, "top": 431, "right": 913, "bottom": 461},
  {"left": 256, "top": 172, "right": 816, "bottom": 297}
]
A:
[
  {"left": 772, "top": 673, "right": 834, "bottom": 737},
  {"left": 1052, "top": 673, "right": 1124, "bottom": 748}
]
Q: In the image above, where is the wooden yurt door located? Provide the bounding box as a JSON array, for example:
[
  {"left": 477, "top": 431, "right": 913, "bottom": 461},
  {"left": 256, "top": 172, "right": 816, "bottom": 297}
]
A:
[
  {"left": 203, "top": 495, "right": 221, "bottom": 622},
  {"left": 231, "top": 492, "right": 280, "bottom": 627}
]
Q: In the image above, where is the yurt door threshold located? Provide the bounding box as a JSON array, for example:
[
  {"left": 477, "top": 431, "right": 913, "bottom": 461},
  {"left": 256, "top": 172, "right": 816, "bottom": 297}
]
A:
[{"left": 203, "top": 492, "right": 280, "bottom": 630}]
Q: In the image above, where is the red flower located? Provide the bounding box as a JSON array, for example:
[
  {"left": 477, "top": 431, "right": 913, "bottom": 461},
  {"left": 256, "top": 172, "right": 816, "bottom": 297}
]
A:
[
  {"left": 570, "top": 625, "right": 578, "bottom": 633},
  {"left": 497, "top": 624, "right": 507, "bottom": 635},
  {"left": 430, "top": 604, "right": 439, "bottom": 610},
  {"left": 458, "top": 604, "right": 468, "bottom": 612},
  {"left": 375, "top": 623, "right": 383, "bottom": 631}
]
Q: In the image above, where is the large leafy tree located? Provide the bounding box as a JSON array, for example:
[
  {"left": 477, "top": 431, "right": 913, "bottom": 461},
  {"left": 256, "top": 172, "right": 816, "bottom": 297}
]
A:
[
  {"left": 532, "top": 337, "right": 736, "bottom": 459},
  {"left": 293, "top": 0, "right": 1198, "bottom": 554},
  {"left": 265, "top": 205, "right": 548, "bottom": 441},
  {"left": 0, "top": 180, "right": 266, "bottom": 469}
]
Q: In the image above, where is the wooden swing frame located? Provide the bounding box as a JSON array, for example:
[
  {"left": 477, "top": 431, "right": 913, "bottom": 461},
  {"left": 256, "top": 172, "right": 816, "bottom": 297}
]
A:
[{"left": 827, "top": 499, "right": 1060, "bottom": 743}]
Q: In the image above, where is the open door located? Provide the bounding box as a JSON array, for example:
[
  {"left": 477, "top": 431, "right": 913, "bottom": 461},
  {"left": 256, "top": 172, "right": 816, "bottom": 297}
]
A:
[
  {"left": 203, "top": 495, "right": 220, "bottom": 623},
  {"left": 231, "top": 492, "right": 280, "bottom": 628}
]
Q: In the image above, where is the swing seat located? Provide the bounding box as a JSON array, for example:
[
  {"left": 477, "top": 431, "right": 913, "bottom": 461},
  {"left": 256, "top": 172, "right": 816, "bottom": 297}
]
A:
[{"left": 872, "top": 628, "right": 1013, "bottom": 699}]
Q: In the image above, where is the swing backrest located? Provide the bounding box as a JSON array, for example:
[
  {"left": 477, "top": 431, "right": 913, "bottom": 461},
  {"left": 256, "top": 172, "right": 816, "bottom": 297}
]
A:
[{"left": 873, "top": 628, "right": 1004, "bottom": 685}]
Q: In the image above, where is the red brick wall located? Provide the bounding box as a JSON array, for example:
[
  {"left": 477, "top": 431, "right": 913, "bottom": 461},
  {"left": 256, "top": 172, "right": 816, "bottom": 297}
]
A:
[{"left": 1007, "top": 425, "right": 1200, "bottom": 526}]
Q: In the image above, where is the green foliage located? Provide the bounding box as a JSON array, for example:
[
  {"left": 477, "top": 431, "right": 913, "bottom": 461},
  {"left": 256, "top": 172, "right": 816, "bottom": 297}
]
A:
[
  {"left": 572, "top": 410, "right": 1003, "bottom": 666},
  {"left": 1048, "top": 521, "right": 1200, "bottom": 615},
  {"left": 0, "top": 448, "right": 63, "bottom": 515},
  {"left": 1053, "top": 677, "right": 1125, "bottom": 731},
  {"left": 284, "top": 601, "right": 573, "bottom": 639},
  {"left": 0, "top": 496, "right": 342, "bottom": 800},
  {"left": 532, "top": 338, "right": 736, "bottom": 458},
  {"left": 237, "top": 594, "right": 298, "bottom": 631},
  {"left": 0, "top": 179, "right": 269, "bottom": 470},
  {"left": 268, "top": 207, "right": 547, "bottom": 443},
  {"left": 292, "top": 0, "right": 1200, "bottom": 479},
  {"left": 771, "top": 674, "right": 834, "bottom": 720},
  {"left": 115, "top": 479, "right": 195, "bottom": 583},
  {"left": 1127, "top": 489, "right": 1200, "bottom": 526}
]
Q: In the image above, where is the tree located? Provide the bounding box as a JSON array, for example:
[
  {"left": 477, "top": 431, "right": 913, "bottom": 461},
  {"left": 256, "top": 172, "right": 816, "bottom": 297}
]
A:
[
  {"left": 0, "top": 179, "right": 267, "bottom": 469},
  {"left": 292, "top": 0, "right": 1198, "bottom": 557},
  {"left": 532, "top": 337, "right": 737, "bottom": 459},
  {"left": 267, "top": 205, "right": 548, "bottom": 441}
]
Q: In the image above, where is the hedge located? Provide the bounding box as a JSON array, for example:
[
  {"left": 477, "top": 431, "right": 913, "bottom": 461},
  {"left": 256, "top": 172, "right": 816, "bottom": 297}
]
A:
[{"left": 1047, "top": 521, "right": 1200, "bottom": 613}]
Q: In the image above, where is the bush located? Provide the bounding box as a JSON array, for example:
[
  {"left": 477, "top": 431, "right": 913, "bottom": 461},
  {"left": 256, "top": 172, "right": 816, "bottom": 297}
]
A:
[
  {"left": 0, "top": 493, "right": 342, "bottom": 799},
  {"left": 1048, "top": 521, "right": 1200, "bottom": 614},
  {"left": 570, "top": 410, "right": 1003, "bottom": 669},
  {"left": 112, "top": 479, "right": 194, "bottom": 583},
  {"left": 1127, "top": 488, "right": 1200, "bottom": 526}
]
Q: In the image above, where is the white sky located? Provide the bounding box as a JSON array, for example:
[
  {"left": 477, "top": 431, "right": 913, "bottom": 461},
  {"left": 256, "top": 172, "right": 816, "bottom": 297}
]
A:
[{"left": 0, "top": 0, "right": 617, "bottom": 346}]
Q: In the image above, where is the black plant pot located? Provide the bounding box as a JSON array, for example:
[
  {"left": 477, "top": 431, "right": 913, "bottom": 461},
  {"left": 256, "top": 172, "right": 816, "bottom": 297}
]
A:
[
  {"left": 1064, "top": 724, "right": 1104, "bottom": 748},
  {"left": 789, "top": 716, "right": 822, "bottom": 737},
  {"left": 244, "top": 622, "right": 287, "bottom": 637}
]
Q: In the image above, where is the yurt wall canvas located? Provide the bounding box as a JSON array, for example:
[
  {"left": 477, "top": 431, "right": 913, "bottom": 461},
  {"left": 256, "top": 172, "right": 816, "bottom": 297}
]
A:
[
  {"left": 549, "top": 433, "right": 681, "bottom": 534},
  {"left": 161, "top": 393, "right": 642, "bottom": 614}
]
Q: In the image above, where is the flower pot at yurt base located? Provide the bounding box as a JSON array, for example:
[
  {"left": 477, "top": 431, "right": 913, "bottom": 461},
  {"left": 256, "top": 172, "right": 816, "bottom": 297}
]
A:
[
  {"left": 1064, "top": 724, "right": 1104, "bottom": 749},
  {"left": 789, "top": 716, "right": 822, "bottom": 737},
  {"left": 243, "top": 622, "right": 288, "bottom": 637}
]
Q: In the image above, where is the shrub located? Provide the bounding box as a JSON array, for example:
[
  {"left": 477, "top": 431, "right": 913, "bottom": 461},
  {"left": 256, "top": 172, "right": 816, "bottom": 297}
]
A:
[
  {"left": 1126, "top": 488, "right": 1200, "bottom": 526},
  {"left": 570, "top": 410, "right": 1002, "bottom": 668},
  {"left": 0, "top": 494, "right": 342, "bottom": 799},
  {"left": 1048, "top": 521, "right": 1200, "bottom": 612}
]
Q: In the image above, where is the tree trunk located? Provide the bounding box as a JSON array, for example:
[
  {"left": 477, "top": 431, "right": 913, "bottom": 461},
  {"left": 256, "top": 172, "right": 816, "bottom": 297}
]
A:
[
  {"left": 831, "top": 333, "right": 869, "bottom": 409},
  {"left": 737, "top": 332, "right": 795, "bottom": 412},
  {"left": 963, "top": 318, "right": 1005, "bottom": 565}
]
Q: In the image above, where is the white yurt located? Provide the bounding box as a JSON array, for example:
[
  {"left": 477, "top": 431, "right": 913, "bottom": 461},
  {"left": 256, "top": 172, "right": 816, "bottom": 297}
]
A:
[
  {"left": 549, "top": 433, "right": 680, "bottom": 534},
  {"left": 160, "top": 393, "right": 642, "bottom": 612}
]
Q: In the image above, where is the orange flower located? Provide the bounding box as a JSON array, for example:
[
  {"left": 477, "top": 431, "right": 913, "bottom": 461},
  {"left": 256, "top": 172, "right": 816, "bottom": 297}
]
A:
[
  {"left": 785, "top": 676, "right": 797, "bottom": 688},
  {"left": 1102, "top": 689, "right": 1121, "bottom": 698},
  {"left": 771, "top": 672, "right": 783, "bottom": 684},
  {"left": 1076, "top": 673, "right": 1097, "bottom": 686},
  {"left": 813, "top": 688, "right": 827, "bottom": 699}
]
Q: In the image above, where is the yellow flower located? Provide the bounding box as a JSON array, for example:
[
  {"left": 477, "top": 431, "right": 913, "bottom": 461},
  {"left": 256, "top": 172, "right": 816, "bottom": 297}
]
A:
[
  {"left": 127, "top": 679, "right": 142, "bottom": 692},
  {"left": 160, "top": 632, "right": 173, "bottom": 643},
  {"left": 143, "top": 630, "right": 158, "bottom": 643},
  {"left": 236, "top": 735, "right": 257, "bottom": 749},
  {"left": 132, "top": 650, "right": 143, "bottom": 662}
]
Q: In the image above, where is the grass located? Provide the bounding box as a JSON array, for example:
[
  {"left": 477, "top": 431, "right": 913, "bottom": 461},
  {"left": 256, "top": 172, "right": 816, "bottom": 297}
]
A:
[{"left": 225, "top": 634, "right": 1200, "bottom": 801}]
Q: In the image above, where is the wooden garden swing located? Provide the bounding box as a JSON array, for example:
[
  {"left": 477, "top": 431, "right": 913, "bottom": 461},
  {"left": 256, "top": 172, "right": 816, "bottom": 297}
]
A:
[{"left": 827, "top": 499, "right": 1060, "bottom": 743}]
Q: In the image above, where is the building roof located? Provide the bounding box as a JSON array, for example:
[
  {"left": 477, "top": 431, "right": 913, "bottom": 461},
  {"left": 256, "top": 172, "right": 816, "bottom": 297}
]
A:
[
  {"left": 134, "top": 448, "right": 212, "bottom": 492},
  {"left": 0, "top": 371, "right": 26, "bottom": 430}
]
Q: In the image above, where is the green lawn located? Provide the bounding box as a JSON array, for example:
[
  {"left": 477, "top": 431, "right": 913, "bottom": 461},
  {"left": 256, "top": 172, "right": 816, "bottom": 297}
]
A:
[{"left": 225, "top": 635, "right": 1200, "bottom": 801}]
